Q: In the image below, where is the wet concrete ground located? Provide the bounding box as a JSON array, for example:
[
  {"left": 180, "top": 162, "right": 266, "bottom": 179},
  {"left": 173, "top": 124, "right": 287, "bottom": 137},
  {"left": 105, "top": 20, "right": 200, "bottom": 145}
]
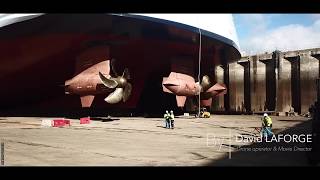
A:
[{"left": 0, "top": 115, "right": 313, "bottom": 166}]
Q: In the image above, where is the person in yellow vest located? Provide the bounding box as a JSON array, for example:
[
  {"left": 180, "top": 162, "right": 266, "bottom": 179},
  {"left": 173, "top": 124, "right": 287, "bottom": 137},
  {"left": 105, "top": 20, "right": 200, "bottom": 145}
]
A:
[
  {"left": 261, "top": 113, "right": 273, "bottom": 138},
  {"left": 170, "top": 110, "right": 175, "bottom": 129},
  {"left": 164, "top": 110, "right": 170, "bottom": 128}
]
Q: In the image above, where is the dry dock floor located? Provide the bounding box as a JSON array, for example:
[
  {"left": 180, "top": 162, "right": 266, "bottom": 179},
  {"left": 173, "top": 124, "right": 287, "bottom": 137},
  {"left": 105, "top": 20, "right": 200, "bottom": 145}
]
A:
[{"left": 0, "top": 115, "right": 312, "bottom": 166}]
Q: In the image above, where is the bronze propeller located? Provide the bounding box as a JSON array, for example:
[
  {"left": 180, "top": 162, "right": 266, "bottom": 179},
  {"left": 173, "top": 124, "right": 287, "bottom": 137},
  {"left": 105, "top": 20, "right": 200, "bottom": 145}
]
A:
[{"left": 98, "top": 59, "right": 132, "bottom": 104}]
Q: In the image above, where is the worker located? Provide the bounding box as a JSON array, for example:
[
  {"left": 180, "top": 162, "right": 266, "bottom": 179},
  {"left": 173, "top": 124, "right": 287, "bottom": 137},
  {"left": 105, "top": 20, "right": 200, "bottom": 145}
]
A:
[
  {"left": 288, "top": 106, "right": 295, "bottom": 116},
  {"left": 261, "top": 113, "right": 273, "bottom": 138},
  {"left": 164, "top": 110, "right": 170, "bottom": 128},
  {"left": 200, "top": 108, "right": 204, "bottom": 117},
  {"left": 202, "top": 107, "right": 210, "bottom": 118},
  {"left": 170, "top": 110, "right": 175, "bottom": 129}
]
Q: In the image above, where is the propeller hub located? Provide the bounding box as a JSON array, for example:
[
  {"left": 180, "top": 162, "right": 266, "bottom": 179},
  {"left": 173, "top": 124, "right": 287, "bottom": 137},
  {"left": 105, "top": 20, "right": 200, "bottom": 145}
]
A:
[{"left": 118, "top": 77, "right": 127, "bottom": 87}]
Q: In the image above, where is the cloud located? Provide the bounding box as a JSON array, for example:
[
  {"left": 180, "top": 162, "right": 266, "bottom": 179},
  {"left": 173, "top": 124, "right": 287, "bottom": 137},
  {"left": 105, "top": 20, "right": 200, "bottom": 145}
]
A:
[
  {"left": 237, "top": 14, "right": 269, "bottom": 35},
  {"left": 241, "top": 19, "right": 320, "bottom": 56}
]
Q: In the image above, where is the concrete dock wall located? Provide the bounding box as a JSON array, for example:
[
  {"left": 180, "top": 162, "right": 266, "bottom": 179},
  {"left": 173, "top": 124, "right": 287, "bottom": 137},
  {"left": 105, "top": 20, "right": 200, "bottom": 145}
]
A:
[
  {"left": 213, "top": 48, "right": 320, "bottom": 115},
  {"left": 229, "top": 62, "right": 244, "bottom": 112},
  {"left": 213, "top": 65, "right": 225, "bottom": 111}
]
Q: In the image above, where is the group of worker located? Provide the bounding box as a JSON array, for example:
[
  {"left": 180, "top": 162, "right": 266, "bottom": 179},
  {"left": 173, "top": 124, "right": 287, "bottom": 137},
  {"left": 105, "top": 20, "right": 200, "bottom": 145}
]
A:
[
  {"left": 164, "top": 110, "right": 175, "bottom": 129},
  {"left": 162, "top": 110, "right": 274, "bottom": 138}
]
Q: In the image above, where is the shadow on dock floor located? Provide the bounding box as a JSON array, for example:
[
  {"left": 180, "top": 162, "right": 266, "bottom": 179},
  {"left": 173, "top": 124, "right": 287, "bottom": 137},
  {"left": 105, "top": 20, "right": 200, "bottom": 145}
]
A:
[{"left": 205, "top": 120, "right": 318, "bottom": 166}]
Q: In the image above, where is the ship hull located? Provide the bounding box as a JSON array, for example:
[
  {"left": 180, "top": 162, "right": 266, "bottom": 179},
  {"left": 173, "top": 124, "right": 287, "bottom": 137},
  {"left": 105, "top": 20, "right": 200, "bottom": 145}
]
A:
[{"left": 0, "top": 14, "right": 240, "bottom": 116}]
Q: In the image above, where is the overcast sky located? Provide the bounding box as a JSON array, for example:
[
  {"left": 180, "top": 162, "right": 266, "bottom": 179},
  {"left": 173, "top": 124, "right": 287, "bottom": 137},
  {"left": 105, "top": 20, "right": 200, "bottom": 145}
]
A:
[{"left": 233, "top": 14, "right": 320, "bottom": 56}]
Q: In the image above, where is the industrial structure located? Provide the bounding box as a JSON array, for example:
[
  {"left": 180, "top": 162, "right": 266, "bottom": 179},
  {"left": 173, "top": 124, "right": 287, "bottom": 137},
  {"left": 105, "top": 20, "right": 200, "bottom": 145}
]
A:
[{"left": 213, "top": 48, "right": 320, "bottom": 115}]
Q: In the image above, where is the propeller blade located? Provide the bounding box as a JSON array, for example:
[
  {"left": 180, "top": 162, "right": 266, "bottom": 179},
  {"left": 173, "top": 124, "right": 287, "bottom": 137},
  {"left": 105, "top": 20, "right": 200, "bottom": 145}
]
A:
[
  {"left": 110, "top": 58, "right": 119, "bottom": 77},
  {"left": 99, "top": 72, "right": 118, "bottom": 88},
  {"left": 105, "top": 88, "right": 124, "bottom": 104},
  {"left": 123, "top": 82, "right": 132, "bottom": 102},
  {"left": 122, "top": 68, "right": 130, "bottom": 80}
]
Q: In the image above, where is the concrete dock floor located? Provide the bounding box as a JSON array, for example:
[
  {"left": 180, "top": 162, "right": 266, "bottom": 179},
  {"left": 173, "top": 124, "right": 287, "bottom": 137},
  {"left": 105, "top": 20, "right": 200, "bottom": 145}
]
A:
[{"left": 0, "top": 115, "right": 313, "bottom": 166}]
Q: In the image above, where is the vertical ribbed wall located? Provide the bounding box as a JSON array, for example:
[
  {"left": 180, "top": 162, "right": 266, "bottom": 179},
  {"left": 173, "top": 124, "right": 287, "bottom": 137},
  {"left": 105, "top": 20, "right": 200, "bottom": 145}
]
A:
[{"left": 214, "top": 48, "right": 320, "bottom": 115}]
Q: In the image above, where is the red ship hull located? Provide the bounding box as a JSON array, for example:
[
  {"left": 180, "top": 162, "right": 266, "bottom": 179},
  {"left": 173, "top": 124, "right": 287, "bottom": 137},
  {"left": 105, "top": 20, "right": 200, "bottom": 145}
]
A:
[{"left": 0, "top": 14, "right": 240, "bottom": 116}]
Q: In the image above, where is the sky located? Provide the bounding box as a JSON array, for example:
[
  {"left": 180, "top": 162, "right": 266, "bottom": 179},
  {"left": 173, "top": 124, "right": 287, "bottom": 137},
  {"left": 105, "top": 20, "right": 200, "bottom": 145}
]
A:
[{"left": 233, "top": 14, "right": 320, "bottom": 56}]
